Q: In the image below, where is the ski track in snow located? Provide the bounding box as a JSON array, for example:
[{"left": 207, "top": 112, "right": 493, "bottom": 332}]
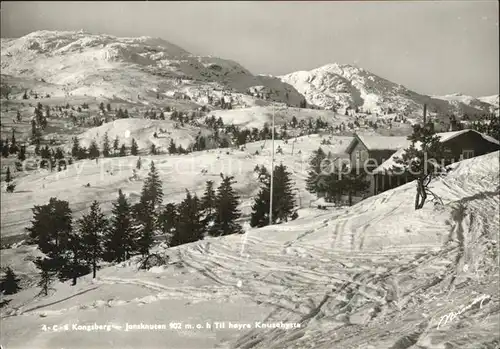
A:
[{"left": 1, "top": 153, "right": 499, "bottom": 349}]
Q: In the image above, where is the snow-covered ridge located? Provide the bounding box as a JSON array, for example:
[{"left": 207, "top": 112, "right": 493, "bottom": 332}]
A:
[
  {"left": 280, "top": 63, "right": 496, "bottom": 117},
  {"left": 0, "top": 30, "right": 304, "bottom": 107}
]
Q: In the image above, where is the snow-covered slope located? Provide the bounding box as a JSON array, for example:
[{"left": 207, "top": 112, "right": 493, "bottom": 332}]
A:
[
  {"left": 0, "top": 30, "right": 304, "bottom": 107},
  {"left": 1, "top": 152, "right": 498, "bottom": 349},
  {"left": 71, "top": 118, "right": 213, "bottom": 152},
  {"left": 478, "top": 94, "right": 499, "bottom": 113},
  {"left": 434, "top": 93, "right": 498, "bottom": 114},
  {"left": 280, "top": 63, "right": 495, "bottom": 117},
  {"left": 204, "top": 105, "right": 353, "bottom": 130},
  {"left": 0, "top": 133, "right": 352, "bottom": 240}
]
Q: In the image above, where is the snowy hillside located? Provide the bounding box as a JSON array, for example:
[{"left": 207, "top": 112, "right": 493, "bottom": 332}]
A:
[
  {"left": 71, "top": 118, "right": 213, "bottom": 152},
  {"left": 280, "top": 63, "right": 495, "bottom": 117},
  {"left": 1, "top": 151, "right": 498, "bottom": 349},
  {"left": 0, "top": 30, "right": 304, "bottom": 107},
  {"left": 434, "top": 93, "right": 498, "bottom": 114},
  {"left": 204, "top": 105, "right": 352, "bottom": 130},
  {"left": 0, "top": 133, "right": 351, "bottom": 240},
  {"left": 478, "top": 94, "right": 499, "bottom": 113}
]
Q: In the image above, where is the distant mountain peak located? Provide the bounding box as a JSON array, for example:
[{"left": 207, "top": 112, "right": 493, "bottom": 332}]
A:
[{"left": 280, "top": 62, "right": 494, "bottom": 116}]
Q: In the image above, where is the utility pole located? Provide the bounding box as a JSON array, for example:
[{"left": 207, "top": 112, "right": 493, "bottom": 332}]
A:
[{"left": 269, "top": 105, "right": 275, "bottom": 225}]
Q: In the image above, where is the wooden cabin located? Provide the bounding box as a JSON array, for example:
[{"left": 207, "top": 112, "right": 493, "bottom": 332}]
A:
[
  {"left": 344, "top": 134, "right": 411, "bottom": 194},
  {"left": 370, "top": 129, "right": 500, "bottom": 195}
]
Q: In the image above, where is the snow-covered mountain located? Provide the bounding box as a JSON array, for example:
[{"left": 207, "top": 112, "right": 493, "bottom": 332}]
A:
[
  {"left": 434, "top": 93, "right": 499, "bottom": 114},
  {"left": 280, "top": 63, "right": 496, "bottom": 117},
  {"left": 2, "top": 30, "right": 497, "bottom": 118},
  {"left": 0, "top": 30, "right": 304, "bottom": 107}
]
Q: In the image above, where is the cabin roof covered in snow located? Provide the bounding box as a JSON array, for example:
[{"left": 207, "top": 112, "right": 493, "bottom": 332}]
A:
[
  {"left": 372, "top": 129, "right": 500, "bottom": 174},
  {"left": 345, "top": 134, "right": 411, "bottom": 153}
]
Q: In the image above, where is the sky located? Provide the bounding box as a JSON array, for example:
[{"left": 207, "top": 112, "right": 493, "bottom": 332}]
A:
[{"left": 1, "top": 1, "right": 498, "bottom": 97}]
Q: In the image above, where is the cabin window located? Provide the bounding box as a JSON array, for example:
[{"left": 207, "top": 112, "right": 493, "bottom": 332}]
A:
[{"left": 462, "top": 149, "right": 474, "bottom": 159}]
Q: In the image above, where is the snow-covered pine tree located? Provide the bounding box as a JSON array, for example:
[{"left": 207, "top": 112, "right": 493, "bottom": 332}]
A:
[
  {"left": 150, "top": 143, "right": 157, "bottom": 155},
  {"left": 211, "top": 175, "right": 242, "bottom": 236},
  {"left": 88, "top": 140, "right": 100, "bottom": 159},
  {"left": 104, "top": 189, "right": 135, "bottom": 262},
  {"left": 1, "top": 266, "right": 21, "bottom": 295},
  {"left": 26, "top": 198, "right": 72, "bottom": 258},
  {"left": 159, "top": 203, "right": 178, "bottom": 239},
  {"left": 201, "top": 180, "right": 217, "bottom": 228},
  {"left": 79, "top": 201, "right": 107, "bottom": 278},
  {"left": 130, "top": 138, "right": 139, "bottom": 156},
  {"left": 170, "top": 190, "right": 204, "bottom": 247},
  {"left": 102, "top": 132, "right": 111, "bottom": 157},
  {"left": 71, "top": 137, "right": 80, "bottom": 159},
  {"left": 306, "top": 147, "right": 327, "bottom": 194},
  {"left": 26, "top": 198, "right": 85, "bottom": 284},
  {"left": 272, "top": 164, "right": 296, "bottom": 223},
  {"left": 1, "top": 138, "right": 9, "bottom": 157},
  {"left": 17, "top": 145, "right": 26, "bottom": 161},
  {"left": 250, "top": 164, "right": 296, "bottom": 227},
  {"left": 142, "top": 161, "right": 163, "bottom": 209},
  {"left": 119, "top": 144, "right": 127, "bottom": 157},
  {"left": 133, "top": 161, "right": 163, "bottom": 256},
  {"left": 250, "top": 169, "right": 271, "bottom": 228},
  {"left": 5, "top": 166, "right": 11, "bottom": 183},
  {"left": 168, "top": 139, "right": 177, "bottom": 154},
  {"left": 62, "top": 228, "right": 89, "bottom": 286}
]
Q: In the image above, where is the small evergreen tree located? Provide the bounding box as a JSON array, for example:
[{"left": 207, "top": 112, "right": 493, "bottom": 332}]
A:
[
  {"left": 17, "top": 146, "right": 26, "bottom": 162},
  {"left": 79, "top": 201, "right": 107, "bottom": 278},
  {"left": 130, "top": 138, "right": 139, "bottom": 156},
  {"left": 1, "top": 267, "right": 21, "bottom": 295},
  {"left": 150, "top": 143, "right": 157, "bottom": 155},
  {"left": 104, "top": 189, "right": 135, "bottom": 262},
  {"left": 119, "top": 144, "right": 127, "bottom": 156},
  {"left": 170, "top": 191, "right": 204, "bottom": 246},
  {"left": 5, "top": 166, "right": 12, "bottom": 183},
  {"left": 159, "top": 203, "right": 178, "bottom": 238},
  {"left": 136, "top": 157, "right": 142, "bottom": 170},
  {"left": 272, "top": 164, "right": 296, "bottom": 223},
  {"left": 211, "top": 175, "right": 242, "bottom": 236},
  {"left": 201, "top": 180, "right": 217, "bottom": 227},
  {"left": 26, "top": 198, "right": 75, "bottom": 282},
  {"left": 113, "top": 136, "right": 120, "bottom": 152},
  {"left": 71, "top": 137, "right": 80, "bottom": 159},
  {"left": 10, "top": 129, "right": 16, "bottom": 152},
  {"left": 168, "top": 139, "right": 177, "bottom": 154},
  {"left": 141, "top": 161, "right": 163, "bottom": 209},
  {"left": 306, "top": 148, "right": 327, "bottom": 194},
  {"left": 1, "top": 138, "right": 9, "bottom": 158},
  {"left": 250, "top": 164, "right": 296, "bottom": 227},
  {"left": 88, "top": 140, "right": 100, "bottom": 159},
  {"left": 133, "top": 161, "right": 163, "bottom": 256},
  {"left": 102, "top": 132, "right": 111, "bottom": 157}
]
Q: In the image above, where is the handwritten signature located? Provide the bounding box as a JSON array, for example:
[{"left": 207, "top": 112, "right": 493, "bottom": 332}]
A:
[{"left": 436, "top": 294, "right": 491, "bottom": 329}]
